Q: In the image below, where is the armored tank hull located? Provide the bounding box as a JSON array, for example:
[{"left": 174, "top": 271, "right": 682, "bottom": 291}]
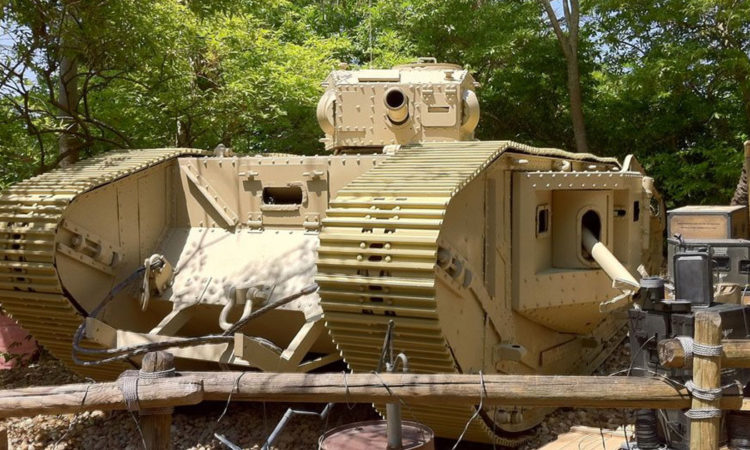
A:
[{"left": 0, "top": 61, "right": 663, "bottom": 445}]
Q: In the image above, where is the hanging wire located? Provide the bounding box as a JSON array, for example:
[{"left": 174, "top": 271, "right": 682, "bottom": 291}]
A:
[
  {"left": 127, "top": 409, "right": 148, "bottom": 450},
  {"left": 53, "top": 381, "right": 94, "bottom": 449},
  {"left": 451, "top": 371, "right": 486, "bottom": 450},
  {"left": 217, "top": 372, "right": 250, "bottom": 425}
]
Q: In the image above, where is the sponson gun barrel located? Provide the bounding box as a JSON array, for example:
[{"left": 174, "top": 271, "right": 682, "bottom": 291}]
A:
[{"left": 582, "top": 226, "right": 639, "bottom": 291}]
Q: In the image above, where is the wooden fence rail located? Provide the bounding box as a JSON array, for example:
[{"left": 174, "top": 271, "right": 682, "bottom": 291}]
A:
[
  {"left": 0, "top": 311, "right": 746, "bottom": 449},
  {"left": 0, "top": 370, "right": 748, "bottom": 420}
]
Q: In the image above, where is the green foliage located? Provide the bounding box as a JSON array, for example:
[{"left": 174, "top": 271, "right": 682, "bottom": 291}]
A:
[
  {"left": 0, "top": 0, "right": 748, "bottom": 207},
  {"left": 365, "top": 0, "right": 573, "bottom": 145},
  {"left": 0, "top": 105, "right": 42, "bottom": 190},
  {"left": 196, "top": 11, "right": 350, "bottom": 153},
  {"left": 588, "top": 0, "right": 750, "bottom": 206}
]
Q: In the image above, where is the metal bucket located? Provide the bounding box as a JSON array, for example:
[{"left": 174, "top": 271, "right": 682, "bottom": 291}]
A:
[{"left": 319, "top": 420, "right": 435, "bottom": 450}]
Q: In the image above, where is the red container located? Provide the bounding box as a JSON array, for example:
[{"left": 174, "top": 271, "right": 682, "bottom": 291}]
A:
[{"left": 0, "top": 313, "right": 38, "bottom": 368}]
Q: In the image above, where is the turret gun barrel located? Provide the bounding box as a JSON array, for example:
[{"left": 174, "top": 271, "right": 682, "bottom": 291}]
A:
[{"left": 384, "top": 87, "right": 409, "bottom": 124}]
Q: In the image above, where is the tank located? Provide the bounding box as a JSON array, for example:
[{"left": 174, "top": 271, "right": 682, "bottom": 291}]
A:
[{"left": 0, "top": 59, "right": 664, "bottom": 445}]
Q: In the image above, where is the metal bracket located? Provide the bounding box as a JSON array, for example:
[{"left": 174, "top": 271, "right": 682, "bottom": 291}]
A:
[
  {"left": 302, "top": 170, "right": 325, "bottom": 180},
  {"left": 149, "top": 304, "right": 195, "bottom": 335},
  {"left": 234, "top": 317, "right": 340, "bottom": 372},
  {"left": 436, "top": 241, "right": 512, "bottom": 337},
  {"left": 303, "top": 213, "right": 321, "bottom": 232},
  {"left": 56, "top": 242, "right": 115, "bottom": 275},
  {"left": 246, "top": 212, "right": 263, "bottom": 230},
  {"left": 85, "top": 317, "right": 238, "bottom": 365},
  {"left": 182, "top": 163, "right": 239, "bottom": 227},
  {"left": 61, "top": 219, "right": 122, "bottom": 268},
  {"left": 493, "top": 343, "right": 527, "bottom": 363}
]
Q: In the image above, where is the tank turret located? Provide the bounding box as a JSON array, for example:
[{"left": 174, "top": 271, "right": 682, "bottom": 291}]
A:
[{"left": 317, "top": 57, "right": 480, "bottom": 153}]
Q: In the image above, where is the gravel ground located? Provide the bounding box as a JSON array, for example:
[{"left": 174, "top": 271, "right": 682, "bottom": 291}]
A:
[
  {"left": 518, "top": 334, "right": 636, "bottom": 450},
  {"left": 0, "top": 339, "right": 636, "bottom": 449}
]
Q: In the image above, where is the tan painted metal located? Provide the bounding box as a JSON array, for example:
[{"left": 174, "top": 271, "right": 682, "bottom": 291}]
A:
[
  {"left": 318, "top": 140, "right": 662, "bottom": 444},
  {"left": 317, "top": 61, "right": 480, "bottom": 152},
  {"left": 0, "top": 61, "right": 663, "bottom": 446},
  {"left": 0, "top": 149, "right": 205, "bottom": 380}
]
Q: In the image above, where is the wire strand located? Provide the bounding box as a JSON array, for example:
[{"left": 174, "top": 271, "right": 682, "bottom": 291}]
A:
[{"left": 452, "top": 371, "right": 486, "bottom": 450}]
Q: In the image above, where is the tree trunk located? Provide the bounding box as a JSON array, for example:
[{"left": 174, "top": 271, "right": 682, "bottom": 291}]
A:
[
  {"left": 539, "top": 0, "right": 589, "bottom": 153},
  {"left": 731, "top": 166, "right": 747, "bottom": 206},
  {"left": 735, "top": 68, "right": 750, "bottom": 131},
  {"left": 732, "top": 141, "right": 750, "bottom": 206},
  {"left": 176, "top": 118, "right": 190, "bottom": 147},
  {"left": 57, "top": 5, "right": 81, "bottom": 167},
  {"left": 566, "top": 53, "right": 589, "bottom": 153},
  {"left": 729, "top": 65, "right": 750, "bottom": 206}
]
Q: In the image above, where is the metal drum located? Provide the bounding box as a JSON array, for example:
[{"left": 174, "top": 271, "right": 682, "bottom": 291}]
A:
[{"left": 319, "top": 420, "right": 435, "bottom": 450}]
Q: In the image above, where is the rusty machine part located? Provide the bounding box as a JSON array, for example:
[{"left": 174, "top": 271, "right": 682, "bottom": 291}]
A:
[{"left": 0, "top": 60, "right": 664, "bottom": 445}]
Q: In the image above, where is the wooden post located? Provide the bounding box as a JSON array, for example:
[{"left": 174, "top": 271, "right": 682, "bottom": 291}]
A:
[
  {"left": 689, "top": 311, "right": 722, "bottom": 450},
  {"left": 0, "top": 427, "right": 7, "bottom": 450},
  {"left": 139, "top": 352, "right": 174, "bottom": 450}
]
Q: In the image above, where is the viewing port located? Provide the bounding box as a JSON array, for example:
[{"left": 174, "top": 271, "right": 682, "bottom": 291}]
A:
[{"left": 262, "top": 186, "right": 303, "bottom": 205}]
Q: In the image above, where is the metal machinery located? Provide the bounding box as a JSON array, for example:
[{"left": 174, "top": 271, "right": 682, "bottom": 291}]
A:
[
  {"left": 628, "top": 157, "right": 750, "bottom": 449},
  {"left": 629, "top": 255, "right": 750, "bottom": 449},
  {"left": 0, "top": 59, "right": 664, "bottom": 445}
]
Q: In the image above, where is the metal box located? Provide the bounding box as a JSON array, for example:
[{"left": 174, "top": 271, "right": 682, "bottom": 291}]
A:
[
  {"left": 668, "top": 205, "right": 748, "bottom": 239},
  {"left": 667, "top": 237, "right": 750, "bottom": 286}
]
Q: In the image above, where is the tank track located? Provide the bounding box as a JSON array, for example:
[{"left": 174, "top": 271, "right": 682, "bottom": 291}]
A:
[
  {"left": 317, "top": 141, "right": 578, "bottom": 446},
  {"left": 0, "top": 148, "right": 205, "bottom": 380}
]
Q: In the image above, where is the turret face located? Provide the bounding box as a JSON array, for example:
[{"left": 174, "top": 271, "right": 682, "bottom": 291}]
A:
[{"left": 317, "top": 60, "right": 480, "bottom": 152}]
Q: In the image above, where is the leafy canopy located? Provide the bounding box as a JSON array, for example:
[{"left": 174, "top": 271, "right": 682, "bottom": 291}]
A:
[{"left": 0, "top": 0, "right": 748, "bottom": 207}]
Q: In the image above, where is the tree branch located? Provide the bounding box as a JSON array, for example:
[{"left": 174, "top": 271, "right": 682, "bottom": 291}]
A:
[{"left": 539, "top": 0, "right": 571, "bottom": 58}]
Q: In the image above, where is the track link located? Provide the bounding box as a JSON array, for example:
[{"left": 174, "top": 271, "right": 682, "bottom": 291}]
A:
[{"left": 0, "top": 148, "right": 205, "bottom": 380}]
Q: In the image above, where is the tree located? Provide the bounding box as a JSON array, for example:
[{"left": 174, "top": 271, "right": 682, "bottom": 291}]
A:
[
  {"left": 0, "top": 0, "right": 198, "bottom": 169},
  {"left": 57, "top": 0, "right": 81, "bottom": 165},
  {"left": 362, "top": 0, "right": 577, "bottom": 148},
  {"left": 538, "top": 0, "right": 589, "bottom": 153},
  {"left": 1, "top": 0, "right": 747, "bottom": 209},
  {"left": 731, "top": 141, "right": 750, "bottom": 206},
  {"left": 0, "top": 0, "right": 351, "bottom": 183},
  {"left": 589, "top": 0, "right": 750, "bottom": 206}
]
